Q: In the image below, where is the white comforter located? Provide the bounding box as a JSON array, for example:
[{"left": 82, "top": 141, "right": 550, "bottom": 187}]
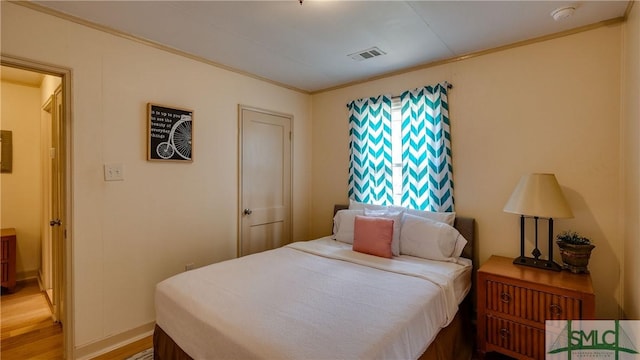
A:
[{"left": 155, "top": 237, "right": 471, "bottom": 360}]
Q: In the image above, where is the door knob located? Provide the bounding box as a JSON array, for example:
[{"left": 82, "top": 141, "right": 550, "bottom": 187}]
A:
[
  {"left": 49, "top": 219, "right": 62, "bottom": 226},
  {"left": 243, "top": 209, "right": 252, "bottom": 215}
]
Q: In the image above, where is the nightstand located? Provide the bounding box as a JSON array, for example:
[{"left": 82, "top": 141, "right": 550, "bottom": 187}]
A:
[
  {"left": 1, "top": 228, "right": 17, "bottom": 292},
  {"left": 476, "top": 255, "right": 595, "bottom": 360}
]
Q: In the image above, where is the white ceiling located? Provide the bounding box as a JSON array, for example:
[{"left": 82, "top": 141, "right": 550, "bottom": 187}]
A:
[{"left": 23, "top": 1, "right": 631, "bottom": 92}]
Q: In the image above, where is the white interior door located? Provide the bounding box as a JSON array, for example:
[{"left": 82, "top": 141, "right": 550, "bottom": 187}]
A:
[
  {"left": 41, "top": 94, "right": 53, "bottom": 299},
  {"left": 239, "top": 106, "right": 292, "bottom": 257},
  {"left": 50, "top": 85, "right": 64, "bottom": 322},
  {"left": 40, "top": 84, "right": 64, "bottom": 323}
]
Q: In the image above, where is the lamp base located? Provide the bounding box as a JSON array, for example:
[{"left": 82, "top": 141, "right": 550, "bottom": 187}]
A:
[{"left": 513, "top": 256, "right": 562, "bottom": 271}]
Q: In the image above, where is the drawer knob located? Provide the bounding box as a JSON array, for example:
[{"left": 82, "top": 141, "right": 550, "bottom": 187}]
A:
[
  {"left": 550, "top": 304, "right": 563, "bottom": 316},
  {"left": 500, "top": 292, "right": 511, "bottom": 303},
  {"left": 499, "top": 328, "right": 510, "bottom": 339}
]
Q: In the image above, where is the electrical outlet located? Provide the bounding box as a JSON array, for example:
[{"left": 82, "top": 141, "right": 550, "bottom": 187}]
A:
[
  {"left": 104, "top": 163, "right": 124, "bottom": 181},
  {"left": 185, "top": 263, "right": 195, "bottom": 271}
]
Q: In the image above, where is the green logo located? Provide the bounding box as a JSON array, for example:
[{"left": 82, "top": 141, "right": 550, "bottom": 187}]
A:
[{"left": 547, "top": 320, "right": 639, "bottom": 359}]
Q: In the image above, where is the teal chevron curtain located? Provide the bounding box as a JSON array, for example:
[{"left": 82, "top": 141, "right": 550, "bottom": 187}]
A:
[
  {"left": 400, "top": 83, "right": 454, "bottom": 212},
  {"left": 347, "top": 95, "right": 393, "bottom": 205}
]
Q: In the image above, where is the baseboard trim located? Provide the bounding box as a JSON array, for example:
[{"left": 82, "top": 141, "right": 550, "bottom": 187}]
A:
[
  {"left": 74, "top": 321, "right": 155, "bottom": 360},
  {"left": 16, "top": 269, "right": 39, "bottom": 282}
]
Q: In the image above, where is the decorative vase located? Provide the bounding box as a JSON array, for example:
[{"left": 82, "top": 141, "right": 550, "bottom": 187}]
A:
[{"left": 556, "top": 241, "right": 595, "bottom": 274}]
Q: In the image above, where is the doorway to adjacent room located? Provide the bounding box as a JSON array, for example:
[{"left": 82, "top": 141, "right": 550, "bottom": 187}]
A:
[{"left": 1, "top": 57, "right": 72, "bottom": 359}]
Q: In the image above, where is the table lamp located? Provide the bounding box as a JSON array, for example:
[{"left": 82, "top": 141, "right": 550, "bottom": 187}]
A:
[{"left": 503, "top": 173, "right": 573, "bottom": 271}]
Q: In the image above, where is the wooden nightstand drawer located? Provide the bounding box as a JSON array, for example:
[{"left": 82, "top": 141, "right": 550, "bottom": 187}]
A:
[
  {"left": 477, "top": 256, "right": 595, "bottom": 360},
  {"left": 1, "top": 237, "right": 9, "bottom": 260},
  {"left": 485, "top": 315, "right": 545, "bottom": 359},
  {"left": 485, "top": 279, "right": 583, "bottom": 324},
  {"left": 1, "top": 261, "right": 8, "bottom": 282},
  {"left": 1, "top": 228, "right": 16, "bottom": 291}
]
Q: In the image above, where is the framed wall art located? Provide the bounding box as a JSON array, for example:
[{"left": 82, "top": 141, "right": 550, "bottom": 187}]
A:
[
  {"left": 147, "top": 103, "right": 193, "bottom": 162},
  {"left": 0, "top": 130, "right": 12, "bottom": 173}
]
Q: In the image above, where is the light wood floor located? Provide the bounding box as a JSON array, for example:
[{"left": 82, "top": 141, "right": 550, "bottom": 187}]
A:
[
  {"left": 1, "top": 280, "right": 63, "bottom": 359},
  {"left": 1, "top": 280, "right": 152, "bottom": 360}
]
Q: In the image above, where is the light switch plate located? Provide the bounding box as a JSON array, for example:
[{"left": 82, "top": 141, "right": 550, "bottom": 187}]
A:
[{"left": 104, "top": 163, "right": 124, "bottom": 181}]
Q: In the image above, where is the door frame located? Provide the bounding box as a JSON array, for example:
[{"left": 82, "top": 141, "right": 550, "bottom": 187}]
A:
[
  {"left": 1, "top": 54, "right": 74, "bottom": 359},
  {"left": 237, "top": 104, "right": 293, "bottom": 257}
]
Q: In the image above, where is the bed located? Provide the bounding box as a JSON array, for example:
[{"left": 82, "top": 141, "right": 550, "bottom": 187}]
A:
[{"left": 154, "top": 204, "right": 476, "bottom": 360}]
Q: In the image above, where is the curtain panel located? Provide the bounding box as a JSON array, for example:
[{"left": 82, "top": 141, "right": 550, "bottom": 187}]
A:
[
  {"left": 400, "top": 83, "right": 454, "bottom": 212},
  {"left": 347, "top": 95, "right": 393, "bottom": 205}
]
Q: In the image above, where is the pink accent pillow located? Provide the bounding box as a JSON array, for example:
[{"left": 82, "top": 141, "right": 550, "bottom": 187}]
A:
[{"left": 352, "top": 216, "right": 394, "bottom": 258}]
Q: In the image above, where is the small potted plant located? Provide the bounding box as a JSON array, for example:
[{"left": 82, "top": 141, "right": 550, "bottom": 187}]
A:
[{"left": 556, "top": 231, "right": 595, "bottom": 274}]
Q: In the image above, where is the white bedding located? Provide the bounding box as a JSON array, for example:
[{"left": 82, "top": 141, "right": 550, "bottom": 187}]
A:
[{"left": 155, "top": 237, "right": 472, "bottom": 360}]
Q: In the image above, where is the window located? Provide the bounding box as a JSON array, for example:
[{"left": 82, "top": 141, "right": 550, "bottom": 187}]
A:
[
  {"left": 347, "top": 83, "right": 454, "bottom": 212},
  {"left": 390, "top": 97, "right": 403, "bottom": 205}
]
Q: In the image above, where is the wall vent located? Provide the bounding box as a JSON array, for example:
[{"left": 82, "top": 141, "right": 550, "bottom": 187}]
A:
[{"left": 348, "top": 47, "right": 386, "bottom": 61}]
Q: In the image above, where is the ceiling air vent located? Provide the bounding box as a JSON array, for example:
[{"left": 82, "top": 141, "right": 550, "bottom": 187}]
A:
[{"left": 348, "top": 47, "right": 386, "bottom": 61}]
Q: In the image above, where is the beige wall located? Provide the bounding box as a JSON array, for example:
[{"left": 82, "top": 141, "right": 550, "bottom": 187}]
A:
[
  {"left": 312, "top": 25, "right": 624, "bottom": 319},
  {"left": 2, "top": 2, "right": 312, "bottom": 354},
  {"left": 622, "top": 2, "right": 640, "bottom": 320},
  {"left": 1, "top": 80, "right": 43, "bottom": 279}
]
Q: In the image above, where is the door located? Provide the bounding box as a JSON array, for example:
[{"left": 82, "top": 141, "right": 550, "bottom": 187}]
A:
[
  {"left": 50, "top": 85, "right": 64, "bottom": 322},
  {"left": 239, "top": 106, "right": 292, "bottom": 257},
  {"left": 41, "top": 84, "right": 64, "bottom": 322}
]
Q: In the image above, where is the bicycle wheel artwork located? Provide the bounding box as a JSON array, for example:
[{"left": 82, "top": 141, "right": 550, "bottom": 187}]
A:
[
  {"left": 147, "top": 104, "right": 193, "bottom": 162},
  {"left": 171, "top": 116, "right": 192, "bottom": 160},
  {"left": 156, "top": 142, "right": 175, "bottom": 159}
]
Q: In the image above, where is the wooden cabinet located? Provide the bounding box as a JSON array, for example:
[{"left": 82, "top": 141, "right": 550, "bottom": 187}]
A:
[
  {"left": 1, "top": 228, "right": 17, "bottom": 292},
  {"left": 477, "top": 255, "right": 595, "bottom": 360}
]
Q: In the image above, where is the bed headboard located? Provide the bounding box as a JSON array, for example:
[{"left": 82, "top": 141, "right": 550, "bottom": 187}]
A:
[{"left": 333, "top": 204, "right": 475, "bottom": 261}]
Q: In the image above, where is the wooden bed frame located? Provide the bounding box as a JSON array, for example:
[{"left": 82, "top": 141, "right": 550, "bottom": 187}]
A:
[{"left": 153, "top": 205, "right": 476, "bottom": 360}]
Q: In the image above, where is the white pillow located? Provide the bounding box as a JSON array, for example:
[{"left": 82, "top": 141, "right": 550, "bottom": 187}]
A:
[
  {"left": 404, "top": 208, "right": 456, "bottom": 226},
  {"left": 349, "top": 199, "right": 376, "bottom": 210},
  {"left": 363, "top": 208, "right": 404, "bottom": 256},
  {"left": 400, "top": 214, "right": 467, "bottom": 262},
  {"left": 350, "top": 199, "right": 455, "bottom": 226},
  {"left": 332, "top": 209, "right": 364, "bottom": 244}
]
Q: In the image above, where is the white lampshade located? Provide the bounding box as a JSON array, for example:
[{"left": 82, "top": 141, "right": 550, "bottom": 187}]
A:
[{"left": 503, "top": 173, "right": 573, "bottom": 219}]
